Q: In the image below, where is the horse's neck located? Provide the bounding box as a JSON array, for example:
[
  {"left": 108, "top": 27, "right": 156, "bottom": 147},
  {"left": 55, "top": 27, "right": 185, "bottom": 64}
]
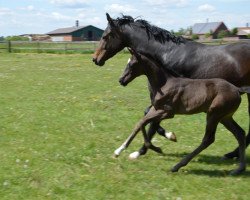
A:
[
  {"left": 123, "top": 25, "right": 175, "bottom": 58},
  {"left": 142, "top": 57, "right": 169, "bottom": 95}
]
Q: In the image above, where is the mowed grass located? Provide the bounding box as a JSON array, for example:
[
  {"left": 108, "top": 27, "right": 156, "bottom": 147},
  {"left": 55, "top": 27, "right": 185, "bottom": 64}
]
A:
[{"left": 0, "top": 53, "right": 250, "bottom": 200}]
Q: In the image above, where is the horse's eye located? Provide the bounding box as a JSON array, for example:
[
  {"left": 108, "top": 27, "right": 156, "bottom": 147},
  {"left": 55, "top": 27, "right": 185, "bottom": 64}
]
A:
[{"left": 102, "top": 35, "right": 108, "bottom": 40}]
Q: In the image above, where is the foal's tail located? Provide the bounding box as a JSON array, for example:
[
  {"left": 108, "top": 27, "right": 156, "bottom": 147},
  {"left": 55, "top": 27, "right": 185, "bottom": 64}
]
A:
[{"left": 239, "top": 86, "right": 250, "bottom": 94}]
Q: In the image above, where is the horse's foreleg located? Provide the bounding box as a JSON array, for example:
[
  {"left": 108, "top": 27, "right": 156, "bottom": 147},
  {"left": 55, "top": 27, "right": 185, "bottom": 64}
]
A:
[
  {"left": 171, "top": 114, "right": 218, "bottom": 172},
  {"left": 145, "top": 106, "right": 176, "bottom": 141},
  {"left": 129, "top": 108, "right": 167, "bottom": 159},
  {"left": 114, "top": 107, "right": 163, "bottom": 157},
  {"left": 129, "top": 122, "right": 159, "bottom": 159},
  {"left": 114, "top": 120, "right": 142, "bottom": 157},
  {"left": 223, "top": 94, "right": 250, "bottom": 159},
  {"left": 129, "top": 106, "right": 176, "bottom": 160},
  {"left": 220, "top": 117, "right": 246, "bottom": 175}
]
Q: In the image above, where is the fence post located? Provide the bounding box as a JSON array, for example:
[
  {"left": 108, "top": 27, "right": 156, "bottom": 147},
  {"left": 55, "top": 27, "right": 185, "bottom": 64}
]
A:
[{"left": 8, "top": 41, "right": 11, "bottom": 53}]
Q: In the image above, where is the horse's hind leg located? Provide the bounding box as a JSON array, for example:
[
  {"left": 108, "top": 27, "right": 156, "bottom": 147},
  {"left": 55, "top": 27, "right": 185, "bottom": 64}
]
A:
[
  {"left": 171, "top": 114, "right": 218, "bottom": 172},
  {"left": 223, "top": 94, "right": 250, "bottom": 159},
  {"left": 220, "top": 117, "right": 246, "bottom": 175}
]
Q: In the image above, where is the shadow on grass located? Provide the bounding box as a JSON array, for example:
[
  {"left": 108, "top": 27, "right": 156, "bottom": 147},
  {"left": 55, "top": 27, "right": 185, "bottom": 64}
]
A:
[
  {"left": 185, "top": 168, "right": 250, "bottom": 177},
  {"left": 162, "top": 153, "right": 250, "bottom": 177},
  {"left": 164, "top": 152, "right": 250, "bottom": 165}
]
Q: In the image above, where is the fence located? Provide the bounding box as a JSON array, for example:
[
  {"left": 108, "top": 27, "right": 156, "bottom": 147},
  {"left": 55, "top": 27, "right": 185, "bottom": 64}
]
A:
[
  {"left": 0, "top": 41, "right": 100, "bottom": 53},
  {"left": 0, "top": 39, "right": 249, "bottom": 54}
]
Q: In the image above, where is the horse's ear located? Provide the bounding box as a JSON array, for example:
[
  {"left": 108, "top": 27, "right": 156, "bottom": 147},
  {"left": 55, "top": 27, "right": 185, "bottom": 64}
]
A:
[
  {"left": 133, "top": 49, "right": 141, "bottom": 60},
  {"left": 127, "top": 48, "right": 134, "bottom": 55},
  {"left": 128, "top": 48, "right": 141, "bottom": 60},
  {"left": 106, "top": 13, "right": 116, "bottom": 28}
]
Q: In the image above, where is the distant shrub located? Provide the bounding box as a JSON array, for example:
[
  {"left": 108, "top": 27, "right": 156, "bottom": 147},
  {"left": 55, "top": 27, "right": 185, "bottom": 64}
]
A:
[
  {"left": 205, "top": 33, "right": 211, "bottom": 38},
  {"left": 5, "top": 36, "right": 29, "bottom": 41},
  {"left": 191, "top": 34, "right": 199, "bottom": 40},
  {"left": 217, "top": 30, "right": 229, "bottom": 39}
]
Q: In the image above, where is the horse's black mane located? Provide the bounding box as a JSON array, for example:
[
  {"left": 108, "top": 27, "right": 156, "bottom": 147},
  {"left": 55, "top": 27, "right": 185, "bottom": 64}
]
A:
[{"left": 115, "top": 15, "right": 186, "bottom": 44}]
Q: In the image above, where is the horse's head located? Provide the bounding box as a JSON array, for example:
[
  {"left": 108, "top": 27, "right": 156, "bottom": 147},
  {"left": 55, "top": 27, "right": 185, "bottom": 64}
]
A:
[
  {"left": 119, "top": 48, "right": 144, "bottom": 86},
  {"left": 92, "top": 13, "right": 126, "bottom": 66}
]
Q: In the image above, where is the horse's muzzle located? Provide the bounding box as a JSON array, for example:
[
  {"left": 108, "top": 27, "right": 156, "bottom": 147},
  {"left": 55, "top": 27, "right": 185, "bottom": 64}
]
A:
[
  {"left": 119, "top": 77, "right": 127, "bottom": 86},
  {"left": 92, "top": 57, "right": 105, "bottom": 66}
]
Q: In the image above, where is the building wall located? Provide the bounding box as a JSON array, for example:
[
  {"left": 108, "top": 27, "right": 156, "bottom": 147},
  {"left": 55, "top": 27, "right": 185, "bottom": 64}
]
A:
[
  {"left": 72, "top": 25, "right": 104, "bottom": 41},
  {"left": 63, "top": 35, "right": 73, "bottom": 41},
  {"left": 49, "top": 25, "right": 104, "bottom": 42},
  {"left": 212, "top": 23, "right": 228, "bottom": 39}
]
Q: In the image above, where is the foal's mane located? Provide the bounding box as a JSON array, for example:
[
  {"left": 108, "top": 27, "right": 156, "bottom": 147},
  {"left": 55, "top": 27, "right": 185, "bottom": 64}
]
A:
[{"left": 115, "top": 14, "right": 186, "bottom": 44}]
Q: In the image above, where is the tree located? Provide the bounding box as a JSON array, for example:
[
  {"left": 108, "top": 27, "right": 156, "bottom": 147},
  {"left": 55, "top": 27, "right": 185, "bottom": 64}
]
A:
[
  {"left": 230, "top": 27, "right": 238, "bottom": 36},
  {"left": 205, "top": 33, "right": 211, "bottom": 38},
  {"left": 0, "top": 36, "right": 4, "bottom": 41},
  {"left": 175, "top": 28, "right": 186, "bottom": 36},
  {"left": 217, "top": 30, "right": 229, "bottom": 39},
  {"left": 4, "top": 36, "right": 29, "bottom": 41},
  {"left": 191, "top": 34, "right": 199, "bottom": 40}
]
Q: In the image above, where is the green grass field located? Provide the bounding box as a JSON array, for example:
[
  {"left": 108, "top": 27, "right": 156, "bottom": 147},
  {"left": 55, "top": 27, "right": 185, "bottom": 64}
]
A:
[{"left": 0, "top": 53, "right": 250, "bottom": 199}]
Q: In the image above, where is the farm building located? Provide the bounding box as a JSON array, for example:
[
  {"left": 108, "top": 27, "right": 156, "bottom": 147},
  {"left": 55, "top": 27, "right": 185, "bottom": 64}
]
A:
[
  {"left": 237, "top": 26, "right": 250, "bottom": 39},
  {"left": 192, "top": 22, "right": 229, "bottom": 39},
  {"left": 47, "top": 21, "right": 104, "bottom": 42}
]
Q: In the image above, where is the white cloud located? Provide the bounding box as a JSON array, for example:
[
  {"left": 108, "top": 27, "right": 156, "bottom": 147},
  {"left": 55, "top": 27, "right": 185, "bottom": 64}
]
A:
[
  {"left": 0, "top": 7, "right": 13, "bottom": 16},
  {"left": 198, "top": 4, "right": 216, "bottom": 12},
  {"left": 49, "top": 0, "right": 90, "bottom": 8},
  {"left": 51, "top": 12, "right": 73, "bottom": 21},
  {"left": 27, "top": 5, "right": 35, "bottom": 11},
  {"left": 144, "top": 0, "right": 188, "bottom": 7},
  {"left": 104, "top": 4, "right": 137, "bottom": 13}
]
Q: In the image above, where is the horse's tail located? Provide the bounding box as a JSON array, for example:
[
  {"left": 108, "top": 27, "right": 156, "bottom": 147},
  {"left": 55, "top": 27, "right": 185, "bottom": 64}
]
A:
[{"left": 239, "top": 86, "right": 250, "bottom": 94}]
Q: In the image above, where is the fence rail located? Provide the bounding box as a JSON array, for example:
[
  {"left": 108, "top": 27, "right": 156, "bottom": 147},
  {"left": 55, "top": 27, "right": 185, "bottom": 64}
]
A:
[
  {"left": 0, "top": 39, "right": 249, "bottom": 53},
  {"left": 0, "top": 41, "right": 100, "bottom": 53}
]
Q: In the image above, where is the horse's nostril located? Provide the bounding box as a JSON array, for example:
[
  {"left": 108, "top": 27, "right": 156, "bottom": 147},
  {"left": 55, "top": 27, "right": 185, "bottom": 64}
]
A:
[{"left": 119, "top": 78, "right": 123, "bottom": 84}]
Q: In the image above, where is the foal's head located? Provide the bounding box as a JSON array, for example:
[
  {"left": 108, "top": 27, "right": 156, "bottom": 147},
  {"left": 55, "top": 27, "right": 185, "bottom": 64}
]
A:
[{"left": 119, "top": 49, "right": 145, "bottom": 86}]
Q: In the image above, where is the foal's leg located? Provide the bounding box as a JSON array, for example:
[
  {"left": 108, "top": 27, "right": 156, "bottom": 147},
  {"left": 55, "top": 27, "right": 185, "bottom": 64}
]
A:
[
  {"left": 114, "top": 108, "right": 166, "bottom": 157},
  {"left": 171, "top": 114, "right": 218, "bottom": 172},
  {"left": 145, "top": 106, "right": 176, "bottom": 141},
  {"left": 223, "top": 94, "right": 250, "bottom": 159},
  {"left": 220, "top": 117, "right": 246, "bottom": 175},
  {"left": 129, "top": 106, "right": 176, "bottom": 159},
  {"left": 129, "top": 122, "right": 162, "bottom": 159}
]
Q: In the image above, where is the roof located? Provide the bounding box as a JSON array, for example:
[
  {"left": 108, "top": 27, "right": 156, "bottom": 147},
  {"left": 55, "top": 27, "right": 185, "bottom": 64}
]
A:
[
  {"left": 192, "top": 22, "right": 223, "bottom": 34},
  {"left": 237, "top": 27, "right": 250, "bottom": 36},
  {"left": 47, "top": 26, "right": 88, "bottom": 35}
]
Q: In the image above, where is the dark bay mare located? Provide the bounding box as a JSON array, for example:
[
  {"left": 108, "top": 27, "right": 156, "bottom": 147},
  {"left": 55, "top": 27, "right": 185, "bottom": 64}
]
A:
[
  {"left": 116, "top": 50, "right": 248, "bottom": 175},
  {"left": 92, "top": 13, "right": 250, "bottom": 159}
]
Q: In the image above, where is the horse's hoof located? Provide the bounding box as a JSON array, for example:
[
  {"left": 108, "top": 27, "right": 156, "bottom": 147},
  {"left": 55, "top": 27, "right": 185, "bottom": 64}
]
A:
[
  {"left": 113, "top": 153, "right": 119, "bottom": 158},
  {"left": 166, "top": 132, "right": 177, "bottom": 142},
  {"left": 129, "top": 151, "right": 140, "bottom": 160},
  {"left": 229, "top": 168, "right": 245, "bottom": 176},
  {"left": 114, "top": 149, "right": 121, "bottom": 158},
  {"left": 171, "top": 166, "right": 179, "bottom": 172},
  {"left": 222, "top": 151, "right": 239, "bottom": 160}
]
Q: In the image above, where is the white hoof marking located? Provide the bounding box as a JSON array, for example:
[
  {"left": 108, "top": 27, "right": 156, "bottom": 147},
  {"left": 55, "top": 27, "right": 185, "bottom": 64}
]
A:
[
  {"left": 129, "top": 151, "right": 140, "bottom": 159},
  {"left": 165, "top": 132, "right": 177, "bottom": 142},
  {"left": 114, "top": 145, "right": 126, "bottom": 157}
]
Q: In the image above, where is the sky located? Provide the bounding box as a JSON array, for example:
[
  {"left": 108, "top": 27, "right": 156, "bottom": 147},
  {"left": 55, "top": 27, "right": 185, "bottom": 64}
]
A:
[{"left": 0, "top": 0, "right": 250, "bottom": 36}]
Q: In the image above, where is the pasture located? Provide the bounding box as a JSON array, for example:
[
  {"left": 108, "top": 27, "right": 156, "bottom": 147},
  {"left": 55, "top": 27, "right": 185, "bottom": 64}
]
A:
[{"left": 0, "top": 52, "right": 250, "bottom": 199}]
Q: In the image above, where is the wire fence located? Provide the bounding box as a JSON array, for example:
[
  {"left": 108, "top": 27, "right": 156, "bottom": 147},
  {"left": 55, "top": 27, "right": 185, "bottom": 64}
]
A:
[
  {"left": 0, "top": 39, "right": 249, "bottom": 54},
  {"left": 0, "top": 41, "right": 100, "bottom": 53}
]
